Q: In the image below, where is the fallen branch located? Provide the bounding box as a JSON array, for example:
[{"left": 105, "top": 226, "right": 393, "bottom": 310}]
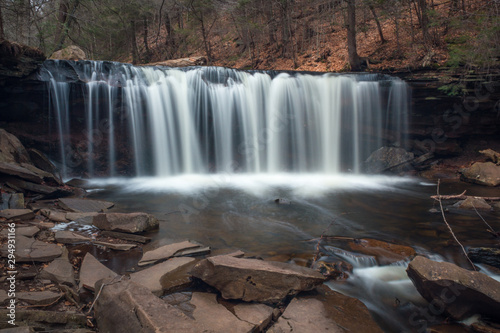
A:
[
  {"left": 17, "top": 295, "right": 63, "bottom": 309},
  {"left": 437, "top": 180, "right": 477, "bottom": 271},
  {"left": 471, "top": 202, "right": 498, "bottom": 236},
  {"left": 431, "top": 190, "right": 500, "bottom": 201}
]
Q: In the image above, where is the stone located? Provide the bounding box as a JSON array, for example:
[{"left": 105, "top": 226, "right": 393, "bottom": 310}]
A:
[
  {"left": 460, "top": 162, "right": 500, "bottom": 187},
  {"left": 93, "top": 212, "right": 159, "bottom": 234},
  {"left": 363, "top": 147, "right": 414, "bottom": 174},
  {"left": 0, "top": 235, "right": 62, "bottom": 262},
  {"left": 1, "top": 193, "right": 24, "bottom": 209},
  {"left": 20, "top": 163, "right": 60, "bottom": 185},
  {"left": 54, "top": 231, "right": 91, "bottom": 244},
  {"left": 0, "top": 327, "right": 35, "bottom": 333},
  {"left": 58, "top": 198, "right": 114, "bottom": 213},
  {"left": 93, "top": 240, "right": 137, "bottom": 251},
  {"left": 139, "top": 240, "right": 203, "bottom": 266},
  {"left": 0, "top": 208, "right": 34, "bottom": 220},
  {"left": 66, "top": 212, "right": 98, "bottom": 221},
  {"left": 455, "top": 197, "right": 492, "bottom": 210},
  {"left": 94, "top": 279, "right": 197, "bottom": 333},
  {"left": 130, "top": 257, "right": 195, "bottom": 296},
  {"left": 191, "top": 255, "right": 326, "bottom": 303},
  {"left": 0, "top": 161, "right": 43, "bottom": 183},
  {"left": 233, "top": 302, "right": 274, "bottom": 332},
  {"left": 174, "top": 246, "right": 211, "bottom": 257},
  {"left": 146, "top": 56, "right": 207, "bottom": 67},
  {"left": 17, "top": 291, "right": 61, "bottom": 305},
  {"left": 41, "top": 209, "right": 69, "bottom": 222},
  {"left": 480, "top": 149, "right": 500, "bottom": 165},
  {"left": 0, "top": 225, "right": 39, "bottom": 238},
  {"left": 78, "top": 253, "right": 117, "bottom": 292},
  {"left": 0, "top": 309, "right": 86, "bottom": 329},
  {"left": 160, "top": 259, "right": 199, "bottom": 294},
  {"left": 49, "top": 45, "right": 86, "bottom": 60},
  {"left": 0, "top": 129, "right": 31, "bottom": 164},
  {"left": 0, "top": 289, "right": 8, "bottom": 306},
  {"left": 100, "top": 230, "right": 151, "bottom": 243},
  {"left": 467, "top": 248, "right": 500, "bottom": 269},
  {"left": 190, "top": 292, "right": 255, "bottom": 332},
  {"left": 344, "top": 238, "right": 416, "bottom": 265},
  {"left": 268, "top": 285, "right": 383, "bottom": 333},
  {"left": 0, "top": 40, "right": 46, "bottom": 79},
  {"left": 38, "top": 257, "right": 77, "bottom": 286},
  {"left": 27, "top": 148, "right": 59, "bottom": 176},
  {"left": 407, "top": 256, "right": 500, "bottom": 320},
  {"left": 5, "top": 178, "right": 69, "bottom": 198}
]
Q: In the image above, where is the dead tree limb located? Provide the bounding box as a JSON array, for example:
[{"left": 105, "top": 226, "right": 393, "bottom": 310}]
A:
[{"left": 431, "top": 190, "right": 500, "bottom": 201}]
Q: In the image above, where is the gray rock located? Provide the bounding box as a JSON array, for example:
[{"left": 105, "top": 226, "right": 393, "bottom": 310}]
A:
[
  {"left": 59, "top": 198, "right": 114, "bottom": 213},
  {"left": 233, "top": 302, "right": 274, "bottom": 332},
  {"left": 460, "top": 162, "right": 500, "bottom": 187},
  {"left": 190, "top": 292, "right": 255, "bottom": 332},
  {"left": 54, "top": 231, "right": 91, "bottom": 244},
  {"left": 19, "top": 163, "right": 60, "bottom": 185},
  {"left": 363, "top": 147, "right": 414, "bottom": 174},
  {"left": 1, "top": 193, "right": 24, "bottom": 209},
  {"left": 467, "top": 247, "right": 500, "bottom": 269},
  {"left": 41, "top": 209, "right": 68, "bottom": 222},
  {"left": 0, "top": 327, "right": 35, "bottom": 333},
  {"left": 0, "top": 289, "right": 8, "bottom": 306},
  {"left": 79, "top": 253, "right": 117, "bottom": 292},
  {"left": 268, "top": 285, "right": 383, "bottom": 333},
  {"left": 130, "top": 257, "right": 195, "bottom": 296},
  {"left": 93, "top": 212, "right": 158, "bottom": 234},
  {"left": 0, "top": 225, "right": 39, "bottom": 238},
  {"left": 49, "top": 45, "right": 87, "bottom": 60},
  {"left": 17, "top": 291, "right": 61, "bottom": 305},
  {"left": 191, "top": 255, "right": 326, "bottom": 303},
  {"left": 66, "top": 212, "right": 98, "bottom": 221},
  {"left": 0, "top": 129, "right": 31, "bottom": 164},
  {"left": 0, "top": 161, "right": 43, "bottom": 183},
  {"left": 93, "top": 240, "right": 136, "bottom": 251},
  {"left": 94, "top": 279, "right": 197, "bottom": 333},
  {"left": 0, "top": 309, "right": 86, "bottom": 329},
  {"left": 27, "top": 148, "right": 59, "bottom": 178},
  {"left": 0, "top": 235, "right": 62, "bottom": 262},
  {"left": 407, "top": 256, "right": 500, "bottom": 320},
  {"left": 455, "top": 196, "right": 492, "bottom": 210},
  {"left": 100, "top": 230, "right": 151, "bottom": 243},
  {"left": 139, "top": 240, "right": 202, "bottom": 266},
  {"left": 38, "top": 257, "right": 76, "bottom": 286},
  {"left": 0, "top": 209, "right": 34, "bottom": 221}
]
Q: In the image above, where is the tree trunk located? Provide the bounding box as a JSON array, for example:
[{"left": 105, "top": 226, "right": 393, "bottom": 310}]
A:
[
  {"left": 142, "top": 17, "right": 151, "bottom": 62},
  {"left": 264, "top": 0, "right": 276, "bottom": 45},
  {"left": 199, "top": 13, "right": 212, "bottom": 64},
  {"left": 347, "top": 0, "right": 362, "bottom": 71},
  {"left": 418, "top": 0, "right": 430, "bottom": 45},
  {"left": 130, "top": 20, "right": 139, "bottom": 64},
  {"left": 54, "top": 0, "right": 69, "bottom": 48},
  {"left": 368, "top": 4, "right": 386, "bottom": 44},
  {"left": 0, "top": 1, "right": 5, "bottom": 40}
]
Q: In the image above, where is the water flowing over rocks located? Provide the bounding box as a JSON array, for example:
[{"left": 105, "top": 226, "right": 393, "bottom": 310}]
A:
[
  {"left": 191, "top": 255, "right": 326, "bottom": 303},
  {"left": 407, "top": 256, "right": 500, "bottom": 320},
  {"left": 92, "top": 212, "right": 158, "bottom": 234},
  {"left": 460, "top": 162, "right": 500, "bottom": 187}
]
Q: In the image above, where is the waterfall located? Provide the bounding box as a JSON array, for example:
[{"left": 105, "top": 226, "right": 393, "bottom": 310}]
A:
[{"left": 42, "top": 61, "right": 410, "bottom": 178}]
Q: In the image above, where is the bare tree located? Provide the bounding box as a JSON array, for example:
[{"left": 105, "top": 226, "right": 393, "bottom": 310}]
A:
[{"left": 347, "top": 0, "right": 362, "bottom": 70}]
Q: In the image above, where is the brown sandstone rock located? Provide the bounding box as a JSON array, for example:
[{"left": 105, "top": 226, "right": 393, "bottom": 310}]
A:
[
  {"left": 460, "top": 162, "right": 500, "bottom": 186},
  {"left": 93, "top": 212, "right": 158, "bottom": 234}
]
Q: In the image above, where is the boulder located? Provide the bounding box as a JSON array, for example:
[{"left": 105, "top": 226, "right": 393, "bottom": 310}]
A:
[
  {"left": 407, "top": 256, "right": 500, "bottom": 320},
  {"left": 268, "top": 285, "right": 383, "bottom": 333},
  {"left": 94, "top": 279, "right": 197, "bottom": 333},
  {"left": 78, "top": 253, "right": 117, "bottom": 292},
  {"left": 130, "top": 257, "right": 195, "bottom": 296},
  {"left": 460, "top": 162, "right": 500, "bottom": 186},
  {"left": 0, "top": 235, "right": 62, "bottom": 262},
  {"left": 454, "top": 197, "right": 492, "bottom": 210},
  {"left": 49, "top": 45, "right": 86, "bottom": 61},
  {"left": 0, "top": 129, "right": 31, "bottom": 164},
  {"left": 38, "top": 257, "right": 77, "bottom": 286},
  {"left": 467, "top": 248, "right": 500, "bottom": 269},
  {"left": 145, "top": 56, "right": 207, "bottom": 67},
  {"left": 191, "top": 255, "right": 326, "bottom": 303},
  {"left": 17, "top": 291, "right": 61, "bottom": 305},
  {"left": 479, "top": 149, "right": 500, "bottom": 165},
  {"left": 139, "top": 240, "right": 201, "bottom": 266},
  {"left": 363, "top": 147, "right": 414, "bottom": 174},
  {"left": 93, "top": 212, "right": 159, "bottom": 234},
  {"left": 54, "top": 231, "right": 91, "bottom": 244},
  {"left": 58, "top": 198, "right": 114, "bottom": 213}
]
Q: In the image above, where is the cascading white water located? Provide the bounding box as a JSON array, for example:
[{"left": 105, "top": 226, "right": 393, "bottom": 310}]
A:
[{"left": 43, "top": 61, "right": 409, "bottom": 177}]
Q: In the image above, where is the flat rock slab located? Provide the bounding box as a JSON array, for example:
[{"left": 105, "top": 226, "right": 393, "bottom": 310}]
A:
[
  {"left": 0, "top": 161, "right": 43, "bottom": 184},
  {"left": 93, "top": 212, "right": 159, "bottom": 234},
  {"left": 41, "top": 209, "right": 68, "bottom": 222},
  {"left": 101, "top": 230, "right": 151, "bottom": 243},
  {"left": 55, "top": 231, "right": 91, "bottom": 244},
  {"left": 407, "top": 256, "right": 500, "bottom": 320},
  {"left": 190, "top": 292, "right": 254, "bottom": 333},
  {"left": 58, "top": 198, "right": 114, "bottom": 213},
  {"left": 17, "top": 291, "right": 61, "bottom": 305},
  {"left": 130, "top": 257, "right": 195, "bottom": 296},
  {"left": 94, "top": 279, "right": 198, "bottom": 333},
  {"left": 268, "top": 286, "right": 383, "bottom": 333},
  {"left": 0, "top": 225, "right": 39, "bottom": 238},
  {"left": 0, "top": 209, "right": 34, "bottom": 221},
  {"left": 191, "top": 255, "right": 326, "bottom": 303},
  {"left": 0, "top": 235, "right": 62, "bottom": 262},
  {"left": 38, "top": 257, "right": 76, "bottom": 286},
  {"left": 79, "top": 253, "right": 117, "bottom": 292},
  {"left": 0, "top": 309, "right": 86, "bottom": 329},
  {"left": 93, "top": 240, "right": 137, "bottom": 251},
  {"left": 66, "top": 212, "right": 98, "bottom": 221},
  {"left": 233, "top": 302, "right": 274, "bottom": 332},
  {"left": 139, "top": 240, "right": 202, "bottom": 266}
]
